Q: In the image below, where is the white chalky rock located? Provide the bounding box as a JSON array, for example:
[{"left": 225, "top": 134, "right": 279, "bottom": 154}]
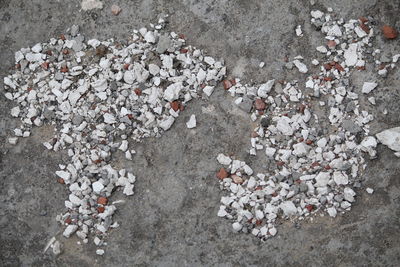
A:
[
  {"left": 327, "top": 25, "right": 342, "bottom": 37},
  {"left": 269, "top": 227, "right": 277, "bottom": 236},
  {"left": 159, "top": 116, "right": 175, "bottom": 131},
  {"left": 279, "top": 201, "right": 297, "bottom": 216},
  {"left": 123, "top": 71, "right": 135, "bottom": 84},
  {"left": 311, "top": 10, "right": 324, "bottom": 19},
  {"left": 56, "top": 171, "right": 70, "bottom": 181},
  {"left": 343, "top": 187, "right": 356, "bottom": 202},
  {"left": 123, "top": 183, "right": 134, "bottom": 196},
  {"left": 376, "top": 127, "right": 400, "bottom": 153},
  {"left": 327, "top": 207, "right": 337, "bottom": 217},
  {"left": 232, "top": 222, "right": 242, "bottom": 232},
  {"left": 292, "top": 143, "right": 310, "bottom": 157},
  {"left": 204, "top": 56, "right": 215, "bottom": 65},
  {"left": 10, "top": 107, "right": 20, "bottom": 117},
  {"left": 217, "top": 154, "right": 232, "bottom": 165},
  {"left": 315, "top": 172, "right": 330, "bottom": 187},
  {"left": 257, "top": 80, "right": 275, "bottom": 98},
  {"left": 92, "top": 181, "right": 104, "bottom": 193},
  {"left": 96, "top": 249, "right": 105, "bottom": 256},
  {"left": 203, "top": 86, "right": 214, "bottom": 96},
  {"left": 361, "top": 82, "right": 378, "bottom": 94},
  {"left": 63, "top": 225, "right": 78, "bottom": 238},
  {"left": 295, "top": 25, "right": 302, "bottom": 36},
  {"left": 333, "top": 171, "right": 348, "bottom": 185},
  {"left": 8, "top": 137, "right": 18, "bottom": 145},
  {"left": 119, "top": 140, "right": 128, "bottom": 152},
  {"left": 81, "top": 0, "right": 103, "bottom": 10},
  {"left": 276, "top": 117, "right": 294, "bottom": 136},
  {"left": 163, "top": 83, "right": 182, "bottom": 101},
  {"left": 366, "top": 188, "right": 374, "bottom": 194},
  {"left": 293, "top": 60, "right": 308, "bottom": 73},
  {"left": 217, "top": 206, "right": 228, "bottom": 217},
  {"left": 186, "top": 115, "right": 196, "bottom": 129},
  {"left": 52, "top": 240, "right": 61, "bottom": 255},
  {"left": 344, "top": 43, "right": 358, "bottom": 66},
  {"left": 144, "top": 31, "right": 156, "bottom": 43},
  {"left": 103, "top": 113, "right": 116, "bottom": 124}
]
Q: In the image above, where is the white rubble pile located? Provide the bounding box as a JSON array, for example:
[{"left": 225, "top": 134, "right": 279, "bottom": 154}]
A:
[
  {"left": 3, "top": 19, "right": 225, "bottom": 253},
  {"left": 215, "top": 9, "right": 397, "bottom": 240}
]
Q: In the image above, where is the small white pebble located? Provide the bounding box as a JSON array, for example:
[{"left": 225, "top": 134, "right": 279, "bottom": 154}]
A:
[{"left": 366, "top": 188, "right": 374, "bottom": 194}]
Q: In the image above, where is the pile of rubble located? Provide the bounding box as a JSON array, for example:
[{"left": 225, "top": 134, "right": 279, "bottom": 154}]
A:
[
  {"left": 3, "top": 18, "right": 225, "bottom": 254},
  {"left": 215, "top": 9, "right": 399, "bottom": 239}
]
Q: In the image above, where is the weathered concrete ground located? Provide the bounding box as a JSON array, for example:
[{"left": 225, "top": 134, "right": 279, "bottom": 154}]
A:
[{"left": 1, "top": 0, "right": 399, "bottom": 266}]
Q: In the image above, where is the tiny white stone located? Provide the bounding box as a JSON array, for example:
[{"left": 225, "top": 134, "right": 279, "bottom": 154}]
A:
[
  {"left": 232, "top": 222, "right": 242, "bottom": 232},
  {"left": 366, "top": 188, "right": 374, "bottom": 194},
  {"left": 186, "top": 115, "right": 196, "bottom": 129},
  {"left": 8, "top": 137, "right": 18, "bottom": 145},
  {"left": 92, "top": 181, "right": 104, "bottom": 193},
  {"left": 362, "top": 82, "right": 378, "bottom": 94},
  {"left": 217, "top": 154, "right": 232, "bottom": 165},
  {"left": 63, "top": 225, "right": 78, "bottom": 238},
  {"left": 293, "top": 60, "right": 308, "bottom": 73},
  {"left": 96, "top": 249, "right": 105, "bottom": 256},
  {"left": 144, "top": 31, "right": 156, "bottom": 43}
]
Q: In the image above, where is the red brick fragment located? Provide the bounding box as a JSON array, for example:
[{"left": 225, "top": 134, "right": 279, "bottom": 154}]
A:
[
  {"left": 216, "top": 168, "right": 229, "bottom": 179},
  {"left": 223, "top": 80, "right": 232, "bottom": 90},
  {"left": 382, "top": 25, "right": 398, "bottom": 39},
  {"left": 97, "top": 197, "right": 108, "bottom": 205}
]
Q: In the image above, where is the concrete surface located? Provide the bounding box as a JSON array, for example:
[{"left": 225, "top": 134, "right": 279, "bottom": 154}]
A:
[{"left": 1, "top": 0, "right": 399, "bottom": 266}]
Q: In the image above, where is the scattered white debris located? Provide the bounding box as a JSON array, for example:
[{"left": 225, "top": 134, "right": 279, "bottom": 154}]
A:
[
  {"left": 376, "top": 127, "right": 400, "bottom": 155},
  {"left": 293, "top": 59, "right": 308, "bottom": 73},
  {"left": 295, "top": 25, "right": 303, "bottom": 36},
  {"left": 362, "top": 82, "right": 378, "bottom": 94},
  {"left": 259, "top": 62, "right": 265, "bottom": 68},
  {"left": 366, "top": 188, "right": 374, "bottom": 194},
  {"left": 3, "top": 20, "right": 224, "bottom": 255},
  {"left": 186, "top": 115, "right": 197, "bottom": 129}
]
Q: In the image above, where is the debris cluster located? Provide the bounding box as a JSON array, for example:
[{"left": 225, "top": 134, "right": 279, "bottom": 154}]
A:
[
  {"left": 3, "top": 19, "right": 225, "bottom": 253},
  {"left": 216, "top": 10, "right": 399, "bottom": 240}
]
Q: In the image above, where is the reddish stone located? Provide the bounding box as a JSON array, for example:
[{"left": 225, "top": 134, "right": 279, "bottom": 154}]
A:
[
  {"left": 254, "top": 99, "right": 266, "bottom": 110},
  {"left": 231, "top": 174, "right": 244, "bottom": 184},
  {"left": 64, "top": 217, "right": 72, "bottom": 224},
  {"left": 216, "top": 168, "right": 229, "bottom": 179},
  {"left": 41, "top": 62, "right": 49, "bottom": 70},
  {"left": 356, "top": 66, "right": 366, "bottom": 71},
  {"left": 271, "top": 192, "right": 278, "bottom": 197},
  {"left": 334, "top": 63, "right": 345, "bottom": 72},
  {"left": 324, "top": 63, "right": 332, "bottom": 70},
  {"left": 170, "top": 101, "right": 180, "bottom": 111},
  {"left": 222, "top": 80, "right": 232, "bottom": 90},
  {"left": 62, "top": 49, "right": 69, "bottom": 55},
  {"left": 359, "top": 17, "right": 368, "bottom": 24},
  {"left": 45, "top": 50, "right": 53, "bottom": 56},
  {"left": 298, "top": 137, "right": 304, "bottom": 142},
  {"left": 178, "top": 33, "right": 186, "bottom": 39},
  {"left": 298, "top": 104, "right": 306, "bottom": 114},
  {"left": 97, "top": 197, "right": 108, "bottom": 205},
  {"left": 57, "top": 178, "right": 65, "bottom": 184},
  {"left": 276, "top": 161, "right": 285, "bottom": 167},
  {"left": 311, "top": 162, "right": 320, "bottom": 168},
  {"left": 97, "top": 206, "right": 105, "bottom": 213},
  {"left": 306, "top": 139, "right": 313, "bottom": 145},
  {"left": 123, "top": 64, "right": 130, "bottom": 70},
  {"left": 360, "top": 23, "right": 370, "bottom": 34},
  {"left": 255, "top": 186, "right": 263, "bottom": 191},
  {"left": 180, "top": 48, "right": 189, "bottom": 53},
  {"left": 134, "top": 88, "right": 142, "bottom": 96},
  {"left": 60, "top": 34, "right": 66, "bottom": 41},
  {"left": 255, "top": 220, "right": 263, "bottom": 226},
  {"left": 324, "top": 165, "right": 331, "bottom": 170},
  {"left": 251, "top": 131, "right": 259, "bottom": 138},
  {"left": 323, "top": 77, "right": 333, "bottom": 81},
  {"left": 382, "top": 25, "right": 398, "bottom": 39},
  {"left": 305, "top": 205, "right": 314, "bottom": 212},
  {"left": 230, "top": 79, "right": 236, "bottom": 86},
  {"left": 60, "top": 66, "right": 69, "bottom": 73}
]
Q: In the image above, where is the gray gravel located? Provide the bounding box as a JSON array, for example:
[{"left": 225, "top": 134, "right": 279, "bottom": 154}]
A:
[{"left": 1, "top": 0, "right": 399, "bottom": 266}]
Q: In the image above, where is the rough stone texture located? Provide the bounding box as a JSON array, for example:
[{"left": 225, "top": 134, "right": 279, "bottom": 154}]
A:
[{"left": 0, "top": 0, "right": 399, "bottom": 266}]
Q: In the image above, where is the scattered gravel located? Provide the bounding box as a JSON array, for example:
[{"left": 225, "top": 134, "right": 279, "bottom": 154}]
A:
[
  {"left": 3, "top": 18, "right": 225, "bottom": 254},
  {"left": 216, "top": 9, "right": 398, "bottom": 240}
]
